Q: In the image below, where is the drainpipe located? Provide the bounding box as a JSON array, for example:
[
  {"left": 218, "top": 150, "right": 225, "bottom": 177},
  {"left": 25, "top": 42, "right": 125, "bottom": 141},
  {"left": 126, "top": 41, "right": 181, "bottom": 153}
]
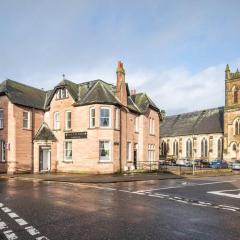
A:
[
  {"left": 119, "top": 107, "right": 122, "bottom": 172},
  {"left": 31, "top": 107, "right": 35, "bottom": 173}
]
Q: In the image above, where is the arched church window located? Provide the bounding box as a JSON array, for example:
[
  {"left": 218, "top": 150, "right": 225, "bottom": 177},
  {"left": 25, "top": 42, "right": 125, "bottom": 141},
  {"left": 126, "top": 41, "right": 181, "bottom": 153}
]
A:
[
  {"left": 161, "top": 141, "right": 167, "bottom": 157},
  {"left": 217, "top": 138, "right": 223, "bottom": 159},
  {"left": 186, "top": 139, "right": 192, "bottom": 158},
  {"left": 173, "top": 140, "right": 178, "bottom": 156},
  {"left": 232, "top": 143, "right": 237, "bottom": 151},
  {"left": 201, "top": 138, "right": 208, "bottom": 158},
  {"left": 233, "top": 86, "right": 238, "bottom": 104},
  {"left": 234, "top": 119, "right": 240, "bottom": 135}
]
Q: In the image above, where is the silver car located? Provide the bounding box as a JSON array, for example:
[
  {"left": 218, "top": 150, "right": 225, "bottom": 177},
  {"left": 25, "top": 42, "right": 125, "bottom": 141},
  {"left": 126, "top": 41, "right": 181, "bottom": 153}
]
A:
[{"left": 232, "top": 160, "right": 240, "bottom": 170}]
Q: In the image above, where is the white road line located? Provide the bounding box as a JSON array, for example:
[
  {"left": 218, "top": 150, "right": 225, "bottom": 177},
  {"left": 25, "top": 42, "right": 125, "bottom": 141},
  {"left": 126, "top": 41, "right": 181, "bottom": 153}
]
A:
[
  {"left": 198, "top": 201, "right": 212, "bottom": 205},
  {"left": 36, "top": 237, "right": 50, "bottom": 240},
  {"left": 1, "top": 207, "right": 12, "bottom": 213},
  {"left": 15, "top": 218, "right": 28, "bottom": 226},
  {"left": 0, "top": 221, "right": 8, "bottom": 230},
  {"left": 3, "top": 230, "right": 18, "bottom": 240},
  {"left": 148, "top": 194, "right": 164, "bottom": 198},
  {"left": 218, "top": 205, "right": 240, "bottom": 210},
  {"left": 25, "top": 226, "right": 40, "bottom": 236},
  {"left": 0, "top": 203, "right": 4, "bottom": 207},
  {"left": 208, "top": 189, "right": 240, "bottom": 199},
  {"left": 221, "top": 208, "right": 237, "bottom": 212},
  {"left": 154, "top": 193, "right": 169, "bottom": 197},
  {"left": 8, "top": 212, "right": 19, "bottom": 219},
  {"left": 135, "top": 180, "right": 236, "bottom": 193},
  {"left": 118, "top": 190, "right": 132, "bottom": 193}
]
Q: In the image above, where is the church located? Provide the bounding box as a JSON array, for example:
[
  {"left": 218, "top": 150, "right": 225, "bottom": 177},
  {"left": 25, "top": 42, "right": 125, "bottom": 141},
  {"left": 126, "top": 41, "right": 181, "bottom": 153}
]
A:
[{"left": 160, "top": 64, "right": 240, "bottom": 163}]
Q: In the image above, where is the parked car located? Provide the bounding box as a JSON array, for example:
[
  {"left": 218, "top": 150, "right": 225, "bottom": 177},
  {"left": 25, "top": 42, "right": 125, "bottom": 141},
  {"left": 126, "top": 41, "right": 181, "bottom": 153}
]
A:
[
  {"left": 176, "top": 159, "right": 192, "bottom": 167},
  {"left": 210, "top": 160, "right": 228, "bottom": 169},
  {"left": 232, "top": 160, "right": 240, "bottom": 170}
]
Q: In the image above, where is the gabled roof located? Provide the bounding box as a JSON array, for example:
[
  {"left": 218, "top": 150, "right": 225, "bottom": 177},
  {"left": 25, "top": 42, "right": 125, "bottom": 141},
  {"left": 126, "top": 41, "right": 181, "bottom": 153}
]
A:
[
  {"left": 160, "top": 107, "right": 224, "bottom": 137},
  {"left": 75, "top": 80, "right": 121, "bottom": 106},
  {"left": 0, "top": 78, "right": 159, "bottom": 115},
  {"left": 34, "top": 122, "right": 57, "bottom": 141},
  {"left": 0, "top": 79, "right": 46, "bottom": 110},
  {"left": 130, "top": 93, "right": 159, "bottom": 113}
]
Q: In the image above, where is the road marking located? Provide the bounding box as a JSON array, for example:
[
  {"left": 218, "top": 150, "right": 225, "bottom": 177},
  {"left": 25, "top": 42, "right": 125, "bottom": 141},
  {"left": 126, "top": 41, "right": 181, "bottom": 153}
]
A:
[
  {"left": 0, "top": 202, "right": 50, "bottom": 239},
  {"left": 0, "top": 221, "right": 8, "bottom": 230},
  {"left": 218, "top": 205, "right": 240, "bottom": 210},
  {"left": 8, "top": 212, "right": 19, "bottom": 219},
  {"left": 25, "top": 226, "right": 40, "bottom": 236},
  {"left": 15, "top": 218, "right": 28, "bottom": 226},
  {"left": 135, "top": 180, "right": 236, "bottom": 193},
  {"left": 208, "top": 189, "right": 240, "bottom": 198},
  {"left": 1, "top": 207, "right": 12, "bottom": 213},
  {"left": 3, "top": 230, "right": 18, "bottom": 240}
]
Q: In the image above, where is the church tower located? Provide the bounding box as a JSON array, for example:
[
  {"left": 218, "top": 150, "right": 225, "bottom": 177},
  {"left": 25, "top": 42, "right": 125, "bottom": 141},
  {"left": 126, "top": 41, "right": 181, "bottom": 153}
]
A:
[{"left": 224, "top": 64, "right": 240, "bottom": 161}]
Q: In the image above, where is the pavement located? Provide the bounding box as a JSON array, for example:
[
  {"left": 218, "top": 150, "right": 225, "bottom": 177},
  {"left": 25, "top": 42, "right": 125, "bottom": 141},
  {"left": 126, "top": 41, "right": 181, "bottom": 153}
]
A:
[
  {"left": 0, "top": 169, "right": 238, "bottom": 184},
  {"left": 0, "top": 174, "right": 240, "bottom": 239}
]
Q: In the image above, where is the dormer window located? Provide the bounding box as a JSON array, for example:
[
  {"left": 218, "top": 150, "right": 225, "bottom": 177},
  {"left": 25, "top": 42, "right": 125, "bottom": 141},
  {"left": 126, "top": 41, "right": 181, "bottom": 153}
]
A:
[{"left": 56, "top": 88, "right": 69, "bottom": 100}]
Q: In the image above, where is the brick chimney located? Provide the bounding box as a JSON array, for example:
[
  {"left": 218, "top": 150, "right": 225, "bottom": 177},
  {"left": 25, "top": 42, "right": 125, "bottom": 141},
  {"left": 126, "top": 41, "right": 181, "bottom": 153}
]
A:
[{"left": 116, "top": 61, "right": 127, "bottom": 106}]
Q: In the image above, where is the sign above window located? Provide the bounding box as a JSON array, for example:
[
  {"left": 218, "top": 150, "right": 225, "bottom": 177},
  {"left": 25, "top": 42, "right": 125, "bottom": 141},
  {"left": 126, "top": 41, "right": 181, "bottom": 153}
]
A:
[{"left": 65, "top": 132, "right": 87, "bottom": 139}]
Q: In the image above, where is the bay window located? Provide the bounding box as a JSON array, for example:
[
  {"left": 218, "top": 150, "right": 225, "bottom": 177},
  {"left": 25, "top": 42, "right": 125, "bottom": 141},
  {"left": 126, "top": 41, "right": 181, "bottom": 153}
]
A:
[
  {"left": 89, "top": 108, "right": 95, "bottom": 128},
  {"left": 100, "top": 107, "right": 110, "bottom": 127}
]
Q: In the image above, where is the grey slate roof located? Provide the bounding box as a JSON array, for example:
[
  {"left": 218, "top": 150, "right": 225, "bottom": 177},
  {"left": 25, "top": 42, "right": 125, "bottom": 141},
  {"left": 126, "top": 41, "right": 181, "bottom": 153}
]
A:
[
  {"left": 0, "top": 79, "right": 46, "bottom": 110},
  {"left": 34, "top": 122, "right": 57, "bottom": 141},
  {"left": 160, "top": 107, "right": 224, "bottom": 137},
  {"left": 0, "top": 78, "right": 159, "bottom": 114}
]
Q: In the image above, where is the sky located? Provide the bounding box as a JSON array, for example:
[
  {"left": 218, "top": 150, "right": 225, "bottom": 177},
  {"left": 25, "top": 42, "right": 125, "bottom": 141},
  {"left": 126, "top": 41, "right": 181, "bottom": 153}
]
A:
[{"left": 0, "top": 0, "right": 240, "bottom": 115}]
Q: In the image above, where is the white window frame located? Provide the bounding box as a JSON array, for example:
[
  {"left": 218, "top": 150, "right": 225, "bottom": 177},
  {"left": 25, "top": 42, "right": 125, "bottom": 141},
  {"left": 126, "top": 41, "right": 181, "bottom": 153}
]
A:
[
  {"left": 64, "top": 141, "right": 72, "bottom": 162},
  {"left": 54, "top": 112, "right": 60, "bottom": 130},
  {"left": 0, "top": 110, "right": 3, "bottom": 129},
  {"left": 23, "top": 111, "right": 30, "bottom": 129},
  {"left": 148, "top": 144, "right": 155, "bottom": 162},
  {"left": 65, "top": 111, "right": 71, "bottom": 130},
  {"left": 127, "top": 142, "right": 132, "bottom": 162},
  {"left": 135, "top": 116, "right": 139, "bottom": 132},
  {"left": 115, "top": 108, "right": 120, "bottom": 129},
  {"left": 99, "top": 107, "right": 111, "bottom": 128},
  {"left": 149, "top": 118, "right": 155, "bottom": 135},
  {"left": 89, "top": 107, "right": 96, "bottom": 128},
  {"left": 99, "top": 140, "right": 111, "bottom": 162},
  {"left": 56, "top": 88, "right": 69, "bottom": 99},
  {"left": 0, "top": 140, "right": 6, "bottom": 162}
]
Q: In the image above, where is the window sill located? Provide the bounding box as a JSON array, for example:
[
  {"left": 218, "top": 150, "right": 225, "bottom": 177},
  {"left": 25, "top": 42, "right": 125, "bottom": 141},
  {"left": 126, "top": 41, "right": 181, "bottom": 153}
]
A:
[
  {"left": 64, "top": 129, "right": 72, "bottom": 132},
  {"left": 63, "top": 160, "right": 73, "bottom": 163},
  {"left": 53, "top": 129, "right": 61, "bottom": 131},
  {"left": 98, "top": 161, "right": 112, "bottom": 164},
  {"left": 149, "top": 134, "right": 156, "bottom": 136},
  {"left": 23, "top": 128, "right": 32, "bottom": 131}
]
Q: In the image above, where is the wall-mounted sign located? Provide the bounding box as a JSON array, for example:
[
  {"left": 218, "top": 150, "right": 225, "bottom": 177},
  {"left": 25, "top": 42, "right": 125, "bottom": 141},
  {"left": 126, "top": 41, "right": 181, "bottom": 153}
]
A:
[{"left": 65, "top": 132, "right": 87, "bottom": 139}]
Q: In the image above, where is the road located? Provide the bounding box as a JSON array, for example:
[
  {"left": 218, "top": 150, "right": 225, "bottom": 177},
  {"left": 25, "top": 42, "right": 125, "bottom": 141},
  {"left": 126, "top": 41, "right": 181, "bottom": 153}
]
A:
[{"left": 0, "top": 175, "right": 240, "bottom": 240}]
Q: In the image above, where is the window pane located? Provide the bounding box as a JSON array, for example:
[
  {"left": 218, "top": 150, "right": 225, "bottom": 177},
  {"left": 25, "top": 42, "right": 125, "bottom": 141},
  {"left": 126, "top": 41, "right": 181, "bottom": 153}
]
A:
[
  {"left": 99, "top": 141, "right": 110, "bottom": 161},
  {"left": 65, "top": 111, "right": 71, "bottom": 129},
  {"left": 100, "top": 108, "right": 110, "bottom": 127},
  {"left": 64, "top": 142, "right": 72, "bottom": 161}
]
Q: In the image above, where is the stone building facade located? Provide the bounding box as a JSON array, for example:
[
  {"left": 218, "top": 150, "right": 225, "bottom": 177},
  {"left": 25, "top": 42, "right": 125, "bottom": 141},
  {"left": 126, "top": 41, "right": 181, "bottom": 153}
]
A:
[
  {"left": 0, "top": 62, "right": 160, "bottom": 174},
  {"left": 160, "top": 65, "right": 240, "bottom": 163}
]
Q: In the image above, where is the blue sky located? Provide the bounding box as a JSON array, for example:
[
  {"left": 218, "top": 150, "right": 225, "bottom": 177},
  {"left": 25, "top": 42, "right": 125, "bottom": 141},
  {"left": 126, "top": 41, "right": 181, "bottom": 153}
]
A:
[{"left": 0, "top": 0, "right": 240, "bottom": 115}]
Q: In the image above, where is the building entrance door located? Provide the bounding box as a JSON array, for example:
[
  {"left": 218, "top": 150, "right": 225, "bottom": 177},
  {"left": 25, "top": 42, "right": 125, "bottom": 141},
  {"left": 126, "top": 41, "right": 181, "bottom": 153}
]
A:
[
  {"left": 134, "top": 144, "right": 138, "bottom": 169},
  {"left": 39, "top": 147, "right": 51, "bottom": 172}
]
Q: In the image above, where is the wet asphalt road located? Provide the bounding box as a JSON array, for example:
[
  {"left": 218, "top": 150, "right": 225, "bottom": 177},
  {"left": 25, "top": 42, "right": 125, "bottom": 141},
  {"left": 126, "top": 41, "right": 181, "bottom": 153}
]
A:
[{"left": 0, "top": 175, "right": 240, "bottom": 240}]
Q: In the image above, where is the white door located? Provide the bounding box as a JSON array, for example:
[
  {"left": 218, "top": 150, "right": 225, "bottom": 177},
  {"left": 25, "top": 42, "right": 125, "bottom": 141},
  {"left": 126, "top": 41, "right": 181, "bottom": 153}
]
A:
[{"left": 41, "top": 148, "right": 51, "bottom": 171}]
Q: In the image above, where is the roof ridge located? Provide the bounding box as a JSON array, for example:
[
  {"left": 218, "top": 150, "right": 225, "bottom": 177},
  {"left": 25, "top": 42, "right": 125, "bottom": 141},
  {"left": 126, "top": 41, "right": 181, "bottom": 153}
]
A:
[
  {"left": 5, "top": 79, "right": 45, "bottom": 93},
  {"left": 165, "top": 106, "right": 224, "bottom": 118}
]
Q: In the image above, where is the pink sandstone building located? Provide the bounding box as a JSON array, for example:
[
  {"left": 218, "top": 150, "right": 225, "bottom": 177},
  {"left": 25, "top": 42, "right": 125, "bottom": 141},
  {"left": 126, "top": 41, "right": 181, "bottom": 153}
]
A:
[{"left": 0, "top": 62, "right": 160, "bottom": 174}]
